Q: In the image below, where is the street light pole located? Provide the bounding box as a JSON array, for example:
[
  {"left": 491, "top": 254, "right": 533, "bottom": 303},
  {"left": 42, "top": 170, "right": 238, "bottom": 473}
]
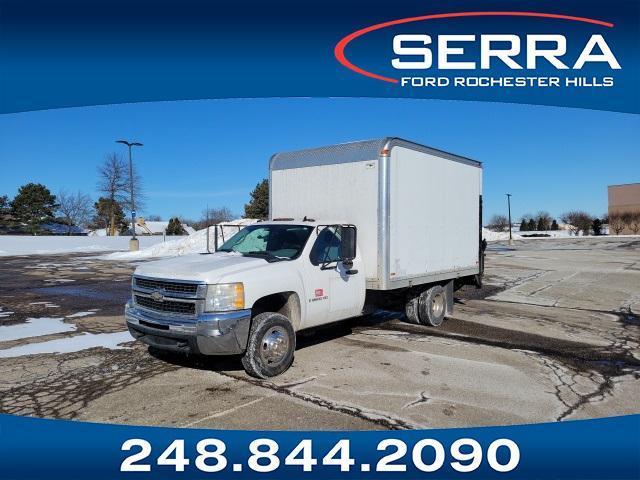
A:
[
  {"left": 506, "top": 193, "right": 513, "bottom": 244},
  {"left": 116, "top": 140, "right": 143, "bottom": 251}
]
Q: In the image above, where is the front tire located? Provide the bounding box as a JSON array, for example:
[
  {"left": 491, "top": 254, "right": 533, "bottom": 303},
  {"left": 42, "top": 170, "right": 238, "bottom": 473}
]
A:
[{"left": 241, "top": 312, "right": 295, "bottom": 378}]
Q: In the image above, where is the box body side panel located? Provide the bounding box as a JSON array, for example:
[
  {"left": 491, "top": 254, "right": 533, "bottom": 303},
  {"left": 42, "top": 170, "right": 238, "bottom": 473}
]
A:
[{"left": 389, "top": 146, "right": 481, "bottom": 284}]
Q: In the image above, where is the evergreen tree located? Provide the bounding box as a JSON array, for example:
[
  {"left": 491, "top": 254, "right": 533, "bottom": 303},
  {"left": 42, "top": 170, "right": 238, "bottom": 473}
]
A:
[
  {"left": 592, "top": 218, "right": 602, "bottom": 236},
  {"left": 551, "top": 219, "right": 559, "bottom": 231},
  {"left": 0, "top": 195, "right": 10, "bottom": 231},
  {"left": 244, "top": 179, "right": 269, "bottom": 219},
  {"left": 166, "top": 217, "right": 186, "bottom": 235},
  {"left": 519, "top": 218, "right": 529, "bottom": 232},
  {"left": 536, "top": 217, "right": 546, "bottom": 231},
  {"left": 91, "top": 198, "right": 127, "bottom": 234},
  {"left": 527, "top": 219, "right": 536, "bottom": 231},
  {"left": 10, "top": 183, "right": 57, "bottom": 234}
]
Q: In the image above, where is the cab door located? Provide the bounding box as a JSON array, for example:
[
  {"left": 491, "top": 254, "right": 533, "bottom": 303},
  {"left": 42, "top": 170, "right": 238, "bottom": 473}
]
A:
[{"left": 302, "top": 226, "right": 365, "bottom": 328}]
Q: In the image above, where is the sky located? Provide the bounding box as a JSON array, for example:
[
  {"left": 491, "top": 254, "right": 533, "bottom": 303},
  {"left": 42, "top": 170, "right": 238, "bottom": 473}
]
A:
[{"left": 0, "top": 98, "right": 637, "bottom": 223}]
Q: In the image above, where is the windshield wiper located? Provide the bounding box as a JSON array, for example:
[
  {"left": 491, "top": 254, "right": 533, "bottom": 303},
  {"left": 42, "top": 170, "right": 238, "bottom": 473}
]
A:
[{"left": 241, "top": 251, "right": 288, "bottom": 262}]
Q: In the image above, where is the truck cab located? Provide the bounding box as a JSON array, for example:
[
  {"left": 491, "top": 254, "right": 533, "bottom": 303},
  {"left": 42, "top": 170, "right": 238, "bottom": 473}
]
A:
[{"left": 126, "top": 220, "right": 365, "bottom": 378}]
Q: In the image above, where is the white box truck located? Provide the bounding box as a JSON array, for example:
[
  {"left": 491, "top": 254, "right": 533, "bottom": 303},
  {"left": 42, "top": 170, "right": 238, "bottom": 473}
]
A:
[{"left": 125, "top": 138, "right": 483, "bottom": 378}]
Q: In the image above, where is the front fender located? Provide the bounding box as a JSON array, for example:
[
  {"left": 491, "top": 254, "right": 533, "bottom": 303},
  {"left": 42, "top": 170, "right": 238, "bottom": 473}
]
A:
[{"left": 218, "top": 260, "right": 308, "bottom": 327}]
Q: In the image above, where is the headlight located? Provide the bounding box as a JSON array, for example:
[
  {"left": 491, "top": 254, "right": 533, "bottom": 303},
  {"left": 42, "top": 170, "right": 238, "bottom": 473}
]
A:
[{"left": 205, "top": 283, "right": 245, "bottom": 312}]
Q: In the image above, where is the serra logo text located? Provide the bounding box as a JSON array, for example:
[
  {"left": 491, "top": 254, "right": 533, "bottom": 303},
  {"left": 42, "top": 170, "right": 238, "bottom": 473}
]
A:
[{"left": 391, "top": 34, "right": 621, "bottom": 70}]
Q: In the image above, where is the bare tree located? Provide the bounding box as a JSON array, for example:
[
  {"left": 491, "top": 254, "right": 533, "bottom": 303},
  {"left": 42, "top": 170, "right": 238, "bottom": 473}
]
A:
[
  {"left": 608, "top": 212, "right": 625, "bottom": 235},
  {"left": 624, "top": 211, "right": 640, "bottom": 234},
  {"left": 97, "top": 152, "right": 145, "bottom": 236},
  {"left": 561, "top": 211, "right": 593, "bottom": 236},
  {"left": 97, "top": 153, "right": 128, "bottom": 236},
  {"left": 146, "top": 214, "right": 162, "bottom": 221},
  {"left": 197, "top": 207, "right": 234, "bottom": 229},
  {"left": 57, "top": 190, "right": 93, "bottom": 235},
  {"left": 487, "top": 214, "right": 509, "bottom": 232},
  {"left": 122, "top": 160, "right": 146, "bottom": 213}
]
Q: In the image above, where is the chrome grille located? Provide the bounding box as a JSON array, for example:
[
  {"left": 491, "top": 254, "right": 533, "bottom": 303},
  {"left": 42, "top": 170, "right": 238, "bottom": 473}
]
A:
[
  {"left": 134, "top": 277, "right": 199, "bottom": 295},
  {"left": 134, "top": 295, "right": 196, "bottom": 315}
]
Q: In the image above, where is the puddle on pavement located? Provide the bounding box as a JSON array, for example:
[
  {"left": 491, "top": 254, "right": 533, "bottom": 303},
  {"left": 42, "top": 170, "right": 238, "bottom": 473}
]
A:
[{"left": 35, "top": 285, "right": 129, "bottom": 302}]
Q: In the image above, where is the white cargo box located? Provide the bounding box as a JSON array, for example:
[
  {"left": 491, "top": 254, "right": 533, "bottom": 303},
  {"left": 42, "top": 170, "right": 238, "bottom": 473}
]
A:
[{"left": 270, "top": 138, "right": 482, "bottom": 290}]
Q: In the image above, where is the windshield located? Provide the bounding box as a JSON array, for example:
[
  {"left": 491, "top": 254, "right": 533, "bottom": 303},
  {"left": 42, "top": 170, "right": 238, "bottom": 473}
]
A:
[{"left": 218, "top": 224, "right": 314, "bottom": 261}]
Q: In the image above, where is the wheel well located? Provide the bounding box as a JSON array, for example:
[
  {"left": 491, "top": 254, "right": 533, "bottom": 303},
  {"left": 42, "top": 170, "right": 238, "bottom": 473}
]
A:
[{"left": 251, "top": 292, "right": 301, "bottom": 330}]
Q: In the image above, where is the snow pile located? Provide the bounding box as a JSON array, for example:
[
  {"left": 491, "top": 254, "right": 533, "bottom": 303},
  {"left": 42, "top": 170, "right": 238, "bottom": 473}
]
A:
[{"left": 103, "top": 219, "right": 258, "bottom": 260}]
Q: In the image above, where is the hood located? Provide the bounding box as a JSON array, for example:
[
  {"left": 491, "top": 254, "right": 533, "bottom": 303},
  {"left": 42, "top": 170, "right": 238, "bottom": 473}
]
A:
[{"left": 133, "top": 252, "right": 270, "bottom": 283}]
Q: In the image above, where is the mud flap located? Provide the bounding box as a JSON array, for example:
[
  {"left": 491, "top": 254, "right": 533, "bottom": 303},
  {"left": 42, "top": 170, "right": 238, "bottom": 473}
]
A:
[{"left": 445, "top": 280, "right": 454, "bottom": 316}]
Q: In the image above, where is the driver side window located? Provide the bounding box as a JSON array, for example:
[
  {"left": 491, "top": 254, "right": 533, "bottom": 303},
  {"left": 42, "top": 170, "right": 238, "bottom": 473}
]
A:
[{"left": 310, "top": 227, "right": 342, "bottom": 265}]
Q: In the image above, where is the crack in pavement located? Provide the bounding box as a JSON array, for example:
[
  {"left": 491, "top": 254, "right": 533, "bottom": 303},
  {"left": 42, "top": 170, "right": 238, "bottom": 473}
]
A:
[
  {"left": 529, "top": 353, "right": 616, "bottom": 422},
  {"left": 403, "top": 391, "right": 430, "bottom": 409},
  {"left": 357, "top": 311, "right": 639, "bottom": 422},
  {"left": 215, "top": 371, "right": 419, "bottom": 430},
  {"left": 0, "top": 347, "right": 177, "bottom": 419}
]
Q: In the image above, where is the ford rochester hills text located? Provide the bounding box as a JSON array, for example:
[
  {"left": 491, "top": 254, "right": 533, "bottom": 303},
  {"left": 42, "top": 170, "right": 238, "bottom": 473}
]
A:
[{"left": 400, "top": 76, "right": 614, "bottom": 87}]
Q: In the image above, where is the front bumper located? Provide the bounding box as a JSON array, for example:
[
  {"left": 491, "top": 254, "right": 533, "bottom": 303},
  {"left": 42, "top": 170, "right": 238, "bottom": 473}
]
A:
[{"left": 125, "top": 301, "right": 251, "bottom": 355}]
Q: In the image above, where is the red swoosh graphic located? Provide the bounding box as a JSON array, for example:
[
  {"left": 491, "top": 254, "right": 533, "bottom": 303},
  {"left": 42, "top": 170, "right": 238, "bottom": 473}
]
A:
[{"left": 334, "top": 11, "right": 615, "bottom": 84}]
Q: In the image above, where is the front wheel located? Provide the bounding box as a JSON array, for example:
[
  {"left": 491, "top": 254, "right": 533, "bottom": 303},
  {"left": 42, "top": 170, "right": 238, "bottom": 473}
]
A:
[{"left": 241, "top": 312, "right": 295, "bottom": 378}]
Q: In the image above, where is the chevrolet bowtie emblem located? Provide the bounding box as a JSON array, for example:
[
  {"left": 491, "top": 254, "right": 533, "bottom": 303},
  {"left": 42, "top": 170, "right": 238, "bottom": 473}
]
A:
[{"left": 150, "top": 291, "right": 164, "bottom": 302}]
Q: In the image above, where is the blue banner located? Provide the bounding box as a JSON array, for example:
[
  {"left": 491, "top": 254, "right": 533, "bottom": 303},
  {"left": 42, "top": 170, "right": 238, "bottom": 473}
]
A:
[
  {"left": 1, "top": 414, "right": 638, "bottom": 479},
  {"left": 0, "top": 0, "right": 638, "bottom": 113}
]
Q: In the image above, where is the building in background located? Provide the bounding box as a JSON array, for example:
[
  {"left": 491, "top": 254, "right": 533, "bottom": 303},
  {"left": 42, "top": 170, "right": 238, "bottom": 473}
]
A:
[{"left": 608, "top": 183, "right": 640, "bottom": 234}]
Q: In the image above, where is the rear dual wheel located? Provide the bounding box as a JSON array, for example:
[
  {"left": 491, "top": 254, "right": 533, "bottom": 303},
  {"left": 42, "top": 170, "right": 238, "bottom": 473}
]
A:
[{"left": 405, "top": 285, "right": 447, "bottom": 327}]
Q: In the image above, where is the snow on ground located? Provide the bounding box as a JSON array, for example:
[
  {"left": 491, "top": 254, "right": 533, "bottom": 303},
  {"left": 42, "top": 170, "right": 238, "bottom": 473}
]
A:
[
  {"left": 0, "top": 235, "right": 166, "bottom": 256},
  {"left": 103, "top": 219, "right": 257, "bottom": 260},
  {"left": 0, "top": 331, "right": 132, "bottom": 358},
  {"left": 482, "top": 228, "right": 522, "bottom": 241},
  {"left": 0, "top": 307, "right": 15, "bottom": 318},
  {"left": 482, "top": 227, "right": 573, "bottom": 241},
  {"left": 483, "top": 228, "right": 577, "bottom": 241},
  {"left": 0, "top": 310, "right": 130, "bottom": 358},
  {"left": 65, "top": 309, "right": 100, "bottom": 318},
  {"left": 0, "top": 317, "right": 76, "bottom": 342},
  {"left": 482, "top": 228, "right": 638, "bottom": 242}
]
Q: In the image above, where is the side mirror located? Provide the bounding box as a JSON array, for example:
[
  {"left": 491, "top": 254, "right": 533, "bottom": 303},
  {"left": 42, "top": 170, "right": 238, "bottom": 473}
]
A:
[{"left": 340, "top": 226, "right": 357, "bottom": 263}]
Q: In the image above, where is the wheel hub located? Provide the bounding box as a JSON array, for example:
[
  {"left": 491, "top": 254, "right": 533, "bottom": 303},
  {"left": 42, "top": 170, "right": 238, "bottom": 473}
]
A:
[
  {"left": 260, "top": 327, "right": 289, "bottom": 365},
  {"left": 431, "top": 293, "right": 445, "bottom": 317}
]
